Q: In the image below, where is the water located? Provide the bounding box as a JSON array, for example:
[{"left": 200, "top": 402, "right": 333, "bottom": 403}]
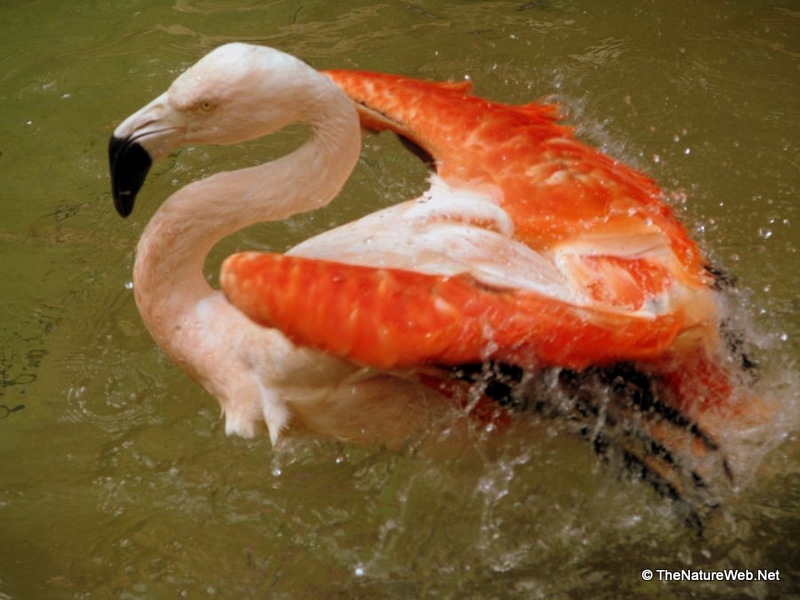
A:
[{"left": 1, "top": 1, "right": 798, "bottom": 598}]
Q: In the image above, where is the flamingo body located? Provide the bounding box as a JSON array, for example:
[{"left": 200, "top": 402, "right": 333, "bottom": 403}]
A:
[{"left": 221, "top": 69, "right": 720, "bottom": 390}]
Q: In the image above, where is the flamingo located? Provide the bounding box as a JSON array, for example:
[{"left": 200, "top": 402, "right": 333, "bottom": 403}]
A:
[{"left": 110, "top": 43, "right": 764, "bottom": 500}]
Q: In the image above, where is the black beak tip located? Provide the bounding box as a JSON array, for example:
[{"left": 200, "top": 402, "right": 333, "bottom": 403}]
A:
[
  {"left": 109, "top": 135, "right": 152, "bottom": 218},
  {"left": 114, "top": 191, "right": 135, "bottom": 218}
]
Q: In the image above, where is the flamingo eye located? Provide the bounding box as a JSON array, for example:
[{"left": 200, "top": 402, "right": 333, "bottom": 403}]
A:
[{"left": 197, "top": 100, "right": 215, "bottom": 113}]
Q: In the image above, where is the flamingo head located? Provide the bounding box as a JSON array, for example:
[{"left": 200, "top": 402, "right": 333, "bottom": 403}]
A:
[{"left": 109, "top": 43, "right": 330, "bottom": 217}]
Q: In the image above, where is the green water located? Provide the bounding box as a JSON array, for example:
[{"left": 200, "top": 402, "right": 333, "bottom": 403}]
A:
[{"left": 1, "top": 1, "right": 798, "bottom": 598}]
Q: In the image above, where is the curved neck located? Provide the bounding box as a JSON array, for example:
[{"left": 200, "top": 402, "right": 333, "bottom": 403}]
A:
[{"left": 132, "top": 86, "right": 360, "bottom": 354}]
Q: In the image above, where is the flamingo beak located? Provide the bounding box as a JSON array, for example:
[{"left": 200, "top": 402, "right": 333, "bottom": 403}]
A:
[
  {"left": 108, "top": 92, "right": 184, "bottom": 218},
  {"left": 109, "top": 135, "right": 152, "bottom": 218}
]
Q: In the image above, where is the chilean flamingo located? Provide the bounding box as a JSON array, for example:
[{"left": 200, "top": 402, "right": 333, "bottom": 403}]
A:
[{"left": 110, "top": 44, "right": 764, "bottom": 502}]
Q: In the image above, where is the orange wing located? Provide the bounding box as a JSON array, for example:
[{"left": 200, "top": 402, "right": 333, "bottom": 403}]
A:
[
  {"left": 350, "top": 73, "right": 713, "bottom": 329},
  {"left": 324, "top": 70, "right": 703, "bottom": 270},
  {"left": 222, "top": 252, "right": 680, "bottom": 371}
]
